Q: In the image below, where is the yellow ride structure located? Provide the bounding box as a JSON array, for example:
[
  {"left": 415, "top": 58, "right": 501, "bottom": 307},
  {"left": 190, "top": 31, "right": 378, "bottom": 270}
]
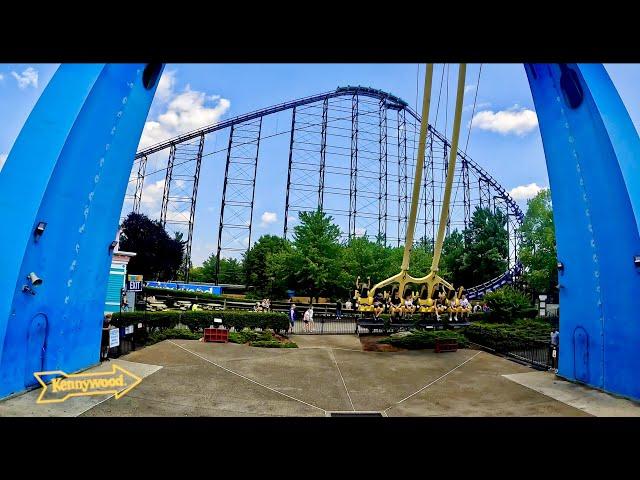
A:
[{"left": 354, "top": 64, "right": 471, "bottom": 318}]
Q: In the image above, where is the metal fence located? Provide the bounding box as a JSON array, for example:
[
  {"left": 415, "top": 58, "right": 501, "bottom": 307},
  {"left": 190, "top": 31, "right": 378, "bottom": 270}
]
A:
[
  {"left": 289, "top": 314, "right": 359, "bottom": 335},
  {"left": 465, "top": 326, "right": 554, "bottom": 370}
]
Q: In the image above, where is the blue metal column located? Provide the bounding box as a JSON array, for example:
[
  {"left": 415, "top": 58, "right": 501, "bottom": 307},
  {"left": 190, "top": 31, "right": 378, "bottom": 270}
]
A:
[
  {"left": 526, "top": 63, "right": 640, "bottom": 401},
  {"left": 0, "top": 64, "right": 162, "bottom": 398}
]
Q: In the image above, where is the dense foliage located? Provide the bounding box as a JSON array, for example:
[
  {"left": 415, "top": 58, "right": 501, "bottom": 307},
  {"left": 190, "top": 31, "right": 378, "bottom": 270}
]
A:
[
  {"left": 483, "top": 286, "right": 537, "bottom": 323},
  {"left": 378, "top": 330, "right": 468, "bottom": 349},
  {"left": 210, "top": 206, "right": 510, "bottom": 300},
  {"left": 111, "top": 310, "right": 290, "bottom": 333},
  {"left": 519, "top": 189, "right": 558, "bottom": 295},
  {"left": 119, "top": 212, "right": 184, "bottom": 280},
  {"left": 189, "top": 255, "right": 243, "bottom": 285},
  {"left": 228, "top": 329, "right": 297, "bottom": 348},
  {"left": 463, "top": 319, "right": 553, "bottom": 350}
]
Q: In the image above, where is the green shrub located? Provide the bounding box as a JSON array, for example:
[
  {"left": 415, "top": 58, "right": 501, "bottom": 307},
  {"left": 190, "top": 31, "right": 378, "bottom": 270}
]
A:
[
  {"left": 250, "top": 340, "right": 298, "bottom": 348},
  {"left": 146, "top": 328, "right": 201, "bottom": 346},
  {"left": 378, "top": 330, "right": 467, "bottom": 349},
  {"left": 229, "top": 329, "right": 273, "bottom": 344},
  {"left": 111, "top": 311, "right": 179, "bottom": 330},
  {"left": 463, "top": 318, "right": 552, "bottom": 351},
  {"left": 112, "top": 310, "right": 289, "bottom": 334},
  {"left": 483, "top": 286, "right": 536, "bottom": 323},
  {"left": 228, "top": 329, "right": 297, "bottom": 348}
]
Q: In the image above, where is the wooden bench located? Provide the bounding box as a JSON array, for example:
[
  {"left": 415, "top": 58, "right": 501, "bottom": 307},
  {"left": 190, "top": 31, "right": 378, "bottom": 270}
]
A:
[{"left": 435, "top": 338, "right": 458, "bottom": 353}]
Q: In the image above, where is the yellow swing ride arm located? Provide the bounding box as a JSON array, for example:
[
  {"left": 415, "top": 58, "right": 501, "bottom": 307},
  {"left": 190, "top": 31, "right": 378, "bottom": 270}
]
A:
[{"left": 356, "top": 64, "right": 467, "bottom": 308}]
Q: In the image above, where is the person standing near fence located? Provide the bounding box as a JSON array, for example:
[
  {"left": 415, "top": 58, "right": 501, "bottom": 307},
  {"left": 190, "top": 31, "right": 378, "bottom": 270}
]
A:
[
  {"left": 550, "top": 328, "right": 560, "bottom": 372},
  {"left": 288, "top": 303, "right": 296, "bottom": 333},
  {"left": 335, "top": 299, "right": 342, "bottom": 319},
  {"left": 303, "top": 306, "right": 314, "bottom": 333}
]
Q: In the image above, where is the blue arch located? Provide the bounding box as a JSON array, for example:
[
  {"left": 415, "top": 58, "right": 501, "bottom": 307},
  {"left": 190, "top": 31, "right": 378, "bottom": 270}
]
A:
[{"left": 0, "top": 63, "right": 639, "bottom": 401}]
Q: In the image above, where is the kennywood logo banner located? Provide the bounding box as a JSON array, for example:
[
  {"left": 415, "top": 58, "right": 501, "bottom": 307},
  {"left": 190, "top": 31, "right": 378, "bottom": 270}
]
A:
[{"left": 33, "top": 364, "right": 142, "bottom": 404}]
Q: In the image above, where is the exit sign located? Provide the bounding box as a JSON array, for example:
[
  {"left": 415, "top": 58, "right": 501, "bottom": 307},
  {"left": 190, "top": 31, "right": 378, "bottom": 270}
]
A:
[{"left": 127, "top": 274, "right": 143, "bottom": 292}]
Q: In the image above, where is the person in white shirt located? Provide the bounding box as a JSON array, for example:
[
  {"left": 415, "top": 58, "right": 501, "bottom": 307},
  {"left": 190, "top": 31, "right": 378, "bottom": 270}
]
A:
[
  {"left": 345, "top": 299, "right": 352, "bottom": 311},
  {"left": 303, "top": 306, "right": 314, "bottom": 332}
]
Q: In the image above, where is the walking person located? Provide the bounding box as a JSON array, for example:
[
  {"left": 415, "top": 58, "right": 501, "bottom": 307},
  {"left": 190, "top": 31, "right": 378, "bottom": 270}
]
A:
[
  {"left": 289, "top": 303, "right": 296, "bottom": 334},
  {"left": 335, "top": 299, "right": 342, "bottom": 320}
]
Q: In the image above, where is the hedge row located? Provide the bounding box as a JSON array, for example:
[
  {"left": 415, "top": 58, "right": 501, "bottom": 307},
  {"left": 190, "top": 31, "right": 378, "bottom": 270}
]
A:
[
  {"left": 378, "top": 330, "right": 468, "bottom": 349},
  {"left": 111, "top": 310, "right": 290, "bottom": 333},
  {"left": 463, "top": 319, "right": 553, "bottom": 351}
]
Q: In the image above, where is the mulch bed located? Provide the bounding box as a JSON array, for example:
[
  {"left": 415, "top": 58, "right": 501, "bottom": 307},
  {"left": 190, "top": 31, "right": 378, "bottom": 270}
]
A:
[{"left": 359, "top": 335, "right": 406, "bottom": 352}]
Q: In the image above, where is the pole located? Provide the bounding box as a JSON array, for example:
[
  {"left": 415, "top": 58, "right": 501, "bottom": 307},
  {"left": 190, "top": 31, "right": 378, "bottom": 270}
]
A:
[
  {"left": 430, "top": 64, "right": 467, "bottom": 274},
  {"left": 401, "top": 64, "right": 434, "bottom": 271}
]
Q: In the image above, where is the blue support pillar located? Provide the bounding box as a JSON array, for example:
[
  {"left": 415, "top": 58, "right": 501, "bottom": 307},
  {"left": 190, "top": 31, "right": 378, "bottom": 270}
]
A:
[
  {"left": 526, "top": 63, "right": 640, "bottom": 401},
  {"left": 0, "top": 64, "right": 162, "bottom": 398}
]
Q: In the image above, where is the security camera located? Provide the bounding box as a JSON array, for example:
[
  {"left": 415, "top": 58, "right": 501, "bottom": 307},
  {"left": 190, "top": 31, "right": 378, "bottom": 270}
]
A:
[{"left": 27, "top": 272, "right": 43, "bottom": 287}]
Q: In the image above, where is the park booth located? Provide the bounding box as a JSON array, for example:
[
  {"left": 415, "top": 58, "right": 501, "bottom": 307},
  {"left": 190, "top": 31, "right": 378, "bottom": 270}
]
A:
[{"left": 104, "top": 251, "right": 136, "bottom": 314}]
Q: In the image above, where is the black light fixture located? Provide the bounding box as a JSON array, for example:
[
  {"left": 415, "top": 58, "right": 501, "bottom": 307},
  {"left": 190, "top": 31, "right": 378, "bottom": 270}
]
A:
[
  {"left": 34, "top": 221, "right": 47, "bottom": 237},
  {"left": 634, "top": 255, "right": 640, "bottom": 267},
  {"left": 557, "top": 261, "right": 564, "bottom": 271}
]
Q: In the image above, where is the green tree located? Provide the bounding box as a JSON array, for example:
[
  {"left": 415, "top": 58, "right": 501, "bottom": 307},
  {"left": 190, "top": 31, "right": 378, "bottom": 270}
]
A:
[
  {"left": 243, "top": 235, "right": 290, "bottom": 297},
  {"left": 460, "top": 207, "right": 508, "bottom": 286},
  {"left": 218, "top": 257, "right": 244, "bottom": 284},
  {"left": 267, "top": 209, "right": 343, "bottom": 301},
  {"left": 519, "top": 189, "right": 557, "bottom": 294},
  {"left": 440, "top": 229, "right": 465, "bottom": 286},
  {"left": 119, "top": 212, "right": 184, "bottom": 280}
]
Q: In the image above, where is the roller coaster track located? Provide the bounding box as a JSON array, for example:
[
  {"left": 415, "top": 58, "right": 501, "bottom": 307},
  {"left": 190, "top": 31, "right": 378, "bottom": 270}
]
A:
[{"left": 135, "top": 86, "right": 524, "bottom": 297}]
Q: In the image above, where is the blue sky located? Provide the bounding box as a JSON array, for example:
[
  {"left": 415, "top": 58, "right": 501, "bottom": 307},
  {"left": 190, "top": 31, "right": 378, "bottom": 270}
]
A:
[{"left": 1, "top": 63, "right": 639, "bottom": 265}]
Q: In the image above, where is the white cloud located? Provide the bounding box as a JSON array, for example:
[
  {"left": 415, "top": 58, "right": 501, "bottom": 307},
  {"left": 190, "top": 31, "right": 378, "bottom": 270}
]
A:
[
  {"left": 463, "top": 101, "right": 491, "bottom": 112},
  {"left": 0, "top": 74, "right": 4, "bottom": 81},
  {"left": 260, "top": 211, "right": 277, "bottom": 227},
  {"left": 155, "top": 70, "right": 177, "bottom": 103},
  {"left": 509, "top": 183, "right": 544, "bottom": 200},
  {"left": 0, "top": 153, "right": 7, "bottom": 171},
  {"left": 471, "top": 105, "right": 538, "bottom": 136},
  {"left": 11, "top": 67, "right": 38, "bottom": 89},
  {"left": 464, "top": 84, "right": 476, "bottom": 94},
  {"left": 355, "top": 227, "right": 366, "bottom": 237},
  {"left": 138, "top": 71, "right": 230, "bottom": 149},
  {"left": 140, "top": 179, "right": 166, "bottom": 208}
]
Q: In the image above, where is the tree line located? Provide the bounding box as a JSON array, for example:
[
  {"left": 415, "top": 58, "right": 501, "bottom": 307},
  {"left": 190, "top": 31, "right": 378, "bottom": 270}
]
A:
[{"left": 120, "top": 189, "right": 558, "bottom": 302}]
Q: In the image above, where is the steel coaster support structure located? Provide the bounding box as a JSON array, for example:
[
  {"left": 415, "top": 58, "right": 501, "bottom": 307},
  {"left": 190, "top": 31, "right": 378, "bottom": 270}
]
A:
[
  {"left": 397, "top": 108, "right": 408, "bottom": 246},
  {"left": 478, "top": 177, "right": 492, "bottom": 211},
  {"left": 349, "top": 94, "right": 359, "bottom": 238},
  {"left": 182, "top": 134, "right": 205, "bottom": 281},
  {"left": 160, "top": 143, "right": 176, "bottom": 226},
  {"left": 132, "top": 154, "right": 148, "bottom": 213},
  {"left": 215, "top": 118, "right": 262, "bottom": 284},
  {"left": 157, "top": 136, "right": 206, "bottom": 282},
  {"left": 283, "top": 106, "right": 297, "bottom": 239},
  {"left": 130, "top": 85, "right": 524, "bottom": 294},
  {"left": 378, "top": 100, "right": 388, "bottom": 243},
  {"left": 462, "top": 156, "right": 471, "bottom": 230},
  {"left": 318, "top": 98, "right": 328, "bottom": 210}
]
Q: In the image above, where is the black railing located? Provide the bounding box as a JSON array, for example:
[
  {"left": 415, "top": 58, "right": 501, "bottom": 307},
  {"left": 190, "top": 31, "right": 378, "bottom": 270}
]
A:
[{"left": 465, "top": 326, "right": 553, "bottom": 370}]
